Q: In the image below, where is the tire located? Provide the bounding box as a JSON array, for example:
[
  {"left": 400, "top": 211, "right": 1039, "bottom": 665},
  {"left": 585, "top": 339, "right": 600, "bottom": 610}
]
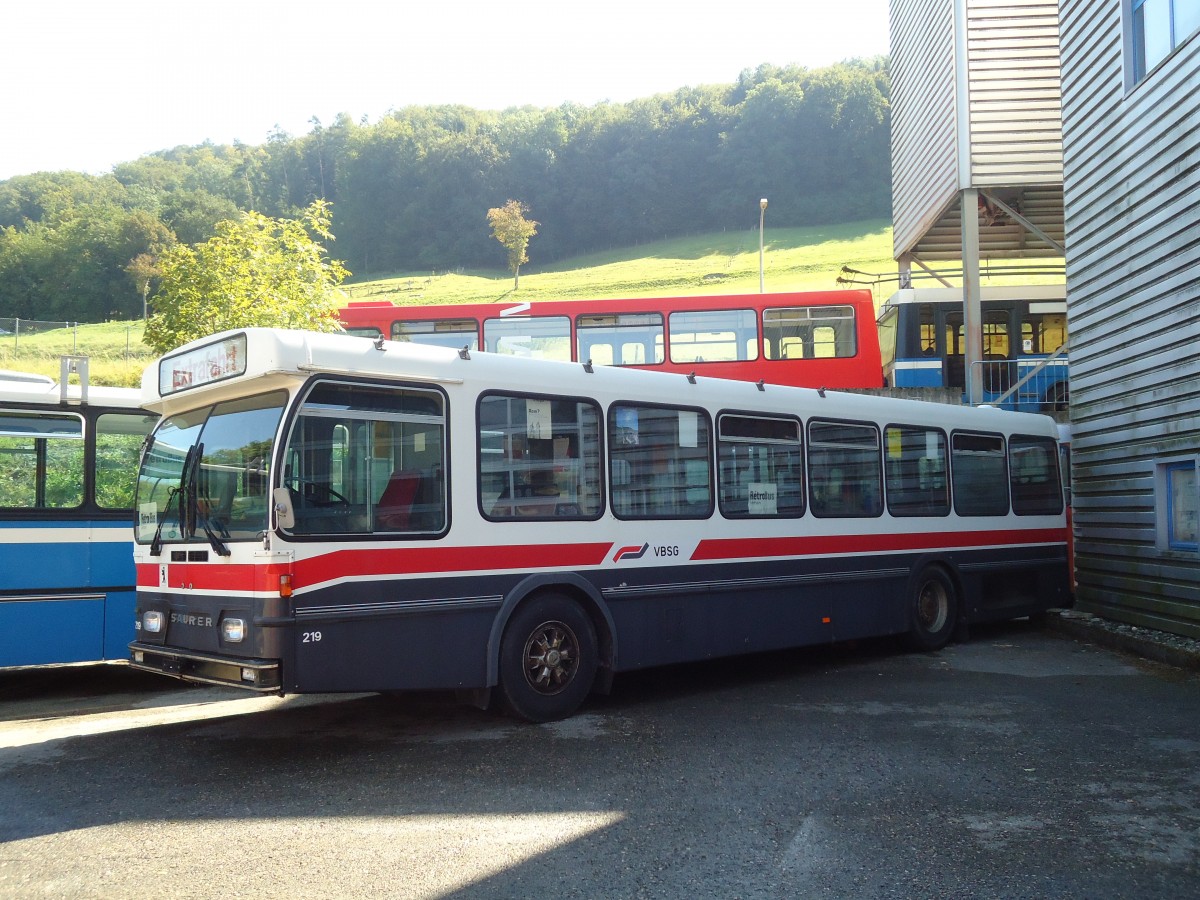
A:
[
  {"left": 498, "top": 593, "right": 597, "bottom": 723},
  {"left": 902, "top": 566, "right": 958, "bottom": 652},
  {"left": 1046, "top": 381, "right": 1069, "bottom": 413}
]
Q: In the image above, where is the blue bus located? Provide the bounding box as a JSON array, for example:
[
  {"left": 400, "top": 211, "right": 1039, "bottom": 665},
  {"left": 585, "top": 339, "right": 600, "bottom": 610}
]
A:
[
  {"left": 876, "top": 285, "right": 1069, "bottom": 411},
  {"left": 0, "top": 365, "right": 157, "bottom": 667}
]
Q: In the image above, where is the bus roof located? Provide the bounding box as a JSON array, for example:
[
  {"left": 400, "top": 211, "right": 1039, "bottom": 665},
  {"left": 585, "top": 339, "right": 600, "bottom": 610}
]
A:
[
  {"left": 340, "top": 290, "right": 875, "bottom": 321},
  {"left": 0, "top": 377, "right": 143, "bottom": 408},
  {"left": 146, "top": 327, "right": 1061, "bottom": 438},
  {"left": 880, "top": 284, "right": 1066, "bottom": 308}
]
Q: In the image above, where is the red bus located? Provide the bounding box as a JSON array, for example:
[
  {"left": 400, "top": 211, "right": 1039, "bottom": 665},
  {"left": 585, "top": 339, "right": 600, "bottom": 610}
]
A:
[{"left": 338, "top": 291, "right": 884, "bottom": 389}]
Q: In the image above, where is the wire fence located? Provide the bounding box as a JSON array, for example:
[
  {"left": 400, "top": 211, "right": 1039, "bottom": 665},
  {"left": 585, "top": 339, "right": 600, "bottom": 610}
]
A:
[{"left": 0, "top": 318, "right": 147, "bottom": 360}]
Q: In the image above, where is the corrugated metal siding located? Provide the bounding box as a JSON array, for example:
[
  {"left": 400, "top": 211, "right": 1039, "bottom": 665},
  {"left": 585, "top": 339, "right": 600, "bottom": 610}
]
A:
[
  {"left": 891, "top": 0, "right": 1064, "bottom": 261},
  {"left": 891, "top": 0, "right": 960, "bottom": 258},
  {"left": 1060, "top": 0, "right": 1200, "bottom": 637},
  {"left": 966, "top": 0, "right": 1064, "bottom": 185}
]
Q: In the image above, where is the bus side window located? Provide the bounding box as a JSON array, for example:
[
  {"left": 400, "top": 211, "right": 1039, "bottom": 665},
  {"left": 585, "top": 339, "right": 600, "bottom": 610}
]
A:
[
  {"left": 1009, "top": 435, "right": 1063, "bottom": 516},
  {"left": 576, "top": 313, "right": 665, "bottom": 367},
  {"left": 96, "top": 412, "right": 159, "bottom": 510},
  {"left": 717, "top": 414, "right": 804, "bottom": 518},
  {"left": 764, "top": 305, "right": 856, "bottom": 361},
  {"left": 807, "top": 420, "right": 882, "bottom": 518},
  {"left": 282, "top": 381, "right": 448, "bottom": 536},
  {"left": 0, "top": 412, "right": 85, "bottom": 509},
  {"left": 608, "top": 403, "right": 712, "bottom": 519},
  {"left": 884, "top": 425, "right": 950, "bottom": 517},
  {"left": 951, "top": 432, "right": 1009, "bottom": 516},
  {"left": 667, "top": 309, "right": 758, "bottom": 364},
  {"left": 478, "top": 393, "right": 603, "bottom": 521}
]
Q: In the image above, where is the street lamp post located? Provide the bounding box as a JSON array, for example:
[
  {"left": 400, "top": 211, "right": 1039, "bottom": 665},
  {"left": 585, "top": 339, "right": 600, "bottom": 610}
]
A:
[{"left": 758, "top": 198, "right": 768, "bottom": 293}]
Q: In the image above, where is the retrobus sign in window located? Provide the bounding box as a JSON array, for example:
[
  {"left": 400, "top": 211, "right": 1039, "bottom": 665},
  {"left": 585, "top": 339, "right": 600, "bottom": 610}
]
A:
[{"left": 159, "top": 334, "right": 248, "bottom": 396}]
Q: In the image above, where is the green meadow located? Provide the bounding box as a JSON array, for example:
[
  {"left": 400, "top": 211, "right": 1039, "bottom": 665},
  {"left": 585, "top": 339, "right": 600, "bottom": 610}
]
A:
[{"left": 0, "top": 218, "right": 1061, "bottom": 387}]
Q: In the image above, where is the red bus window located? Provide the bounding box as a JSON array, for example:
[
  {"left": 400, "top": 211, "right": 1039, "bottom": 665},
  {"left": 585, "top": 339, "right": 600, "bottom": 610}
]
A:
[
  {"left": 668, "top": 309, "right": 757, "bottom": 364},
  {"left": 764, "top": 306, "right": 856, "bottom": 360},
  {"left": 576, "top": 313, "right": 664, "bottom": 366}
]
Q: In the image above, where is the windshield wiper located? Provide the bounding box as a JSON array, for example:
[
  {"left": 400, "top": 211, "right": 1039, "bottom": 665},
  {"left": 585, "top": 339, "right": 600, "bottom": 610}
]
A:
[
  {"left": 184, "top": 443, "right": 231, "bottom": 557},
  {"left": 199, "top": 516, "right": 231, "bottom": 557},
  {"left": 148, "top": 485, "right": 177, "bottom": 557}
]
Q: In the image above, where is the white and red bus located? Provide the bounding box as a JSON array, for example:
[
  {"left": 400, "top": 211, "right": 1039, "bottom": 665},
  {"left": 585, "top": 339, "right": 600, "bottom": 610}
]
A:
[
  {"left": 338, "top": 290, "right": 884, "bottom": 389},
  {"left": 129, "top": 329, "right": 1069, "bottom": 721}
]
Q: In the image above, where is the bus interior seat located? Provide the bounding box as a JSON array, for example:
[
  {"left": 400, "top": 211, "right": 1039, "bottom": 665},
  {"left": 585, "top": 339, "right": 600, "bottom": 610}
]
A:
[{"left": 376, "top": 470, "right": 422, "bottom": 530}]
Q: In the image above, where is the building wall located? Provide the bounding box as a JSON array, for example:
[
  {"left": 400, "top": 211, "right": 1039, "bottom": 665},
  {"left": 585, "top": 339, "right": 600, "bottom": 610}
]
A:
[
  {"left": 891, "top": 0, "right": 1064, "bottom": 258},
  {"left": 891, "top": 0, "right": 960, "bottom": 258},
  {"left": 965, "top": 0, "right": 1063, "bottom": 187},
  {"left": 1060, "top": 0, "right": 1200, "bottom": 636}
]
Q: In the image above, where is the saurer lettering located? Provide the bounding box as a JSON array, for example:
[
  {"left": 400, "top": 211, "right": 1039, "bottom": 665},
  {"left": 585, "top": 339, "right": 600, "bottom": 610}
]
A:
[{"left": 169, "top": 613, "right": 213, "bottom": 628}]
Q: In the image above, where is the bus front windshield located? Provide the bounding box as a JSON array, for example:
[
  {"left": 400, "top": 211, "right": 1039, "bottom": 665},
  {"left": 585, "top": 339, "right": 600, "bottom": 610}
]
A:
[{"left": 135, "top": 391, "right": 287, "bottom": 548}]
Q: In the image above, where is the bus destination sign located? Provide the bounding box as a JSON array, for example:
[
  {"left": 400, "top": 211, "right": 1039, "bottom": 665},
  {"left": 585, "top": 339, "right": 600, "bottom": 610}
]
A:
[{"left": 160, "top": 334, "right": 248, "bottom": 395}]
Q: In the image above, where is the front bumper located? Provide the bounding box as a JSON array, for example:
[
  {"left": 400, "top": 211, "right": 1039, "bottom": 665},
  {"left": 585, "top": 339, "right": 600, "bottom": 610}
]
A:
[{"left": 129, "top": 641, "right": 282, "bottom": 693}]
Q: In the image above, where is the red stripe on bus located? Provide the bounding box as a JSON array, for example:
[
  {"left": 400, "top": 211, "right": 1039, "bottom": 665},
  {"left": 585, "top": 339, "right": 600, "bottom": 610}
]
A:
[
  {"left": 689, "top": 528, "right": 1068, "bottom": 561},
  {"left": 293, "top": 542, "right": 612, "bottom": 583},
  {"left": 136, "top": 562, "right": 292, "bottom": 590},
  {"left": 136, "top": 530, "right": 1063, "bottom": 594},
  {"left": 138, "top": 542, "right": 612, "bottom": 592}
]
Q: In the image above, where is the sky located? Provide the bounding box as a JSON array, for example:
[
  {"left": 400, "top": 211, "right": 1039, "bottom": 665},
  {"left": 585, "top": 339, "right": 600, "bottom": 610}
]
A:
[{"left": 2, "top": 0, "right": 890, "bottom": 182}]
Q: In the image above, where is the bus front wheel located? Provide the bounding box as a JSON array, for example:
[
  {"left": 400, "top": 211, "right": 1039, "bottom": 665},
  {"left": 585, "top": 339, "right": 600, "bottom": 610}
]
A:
[
  {"left": 498, "top": 593, "right": 597, "bottom": 723},
  {"left": 902, "top": 566, "right": 958, "bottom": 652}
]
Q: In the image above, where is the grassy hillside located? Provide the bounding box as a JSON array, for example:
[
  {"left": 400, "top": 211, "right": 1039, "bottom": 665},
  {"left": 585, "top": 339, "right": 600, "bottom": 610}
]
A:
[
  {"left": 0, "top": 217, "right": 1063, "bottom": 387},
  {"left": 0, "top": 321, "right": 150, "bottom": 388},
  {"left": 345, "top": 219, "right": 898, "bottom": 306}
]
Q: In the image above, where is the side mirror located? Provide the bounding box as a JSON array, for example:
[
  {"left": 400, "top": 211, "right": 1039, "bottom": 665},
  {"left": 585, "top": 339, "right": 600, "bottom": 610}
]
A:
[{"left": 273, "top": 487, "right": 295, "bottom": 530}]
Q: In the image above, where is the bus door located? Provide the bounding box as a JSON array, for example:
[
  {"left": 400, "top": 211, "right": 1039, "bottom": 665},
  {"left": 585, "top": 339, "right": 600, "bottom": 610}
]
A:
[
  {"left": 1017, "top": 307, "right": 1070, "bottom": 410},
  {"left": 883, "top": 302, "right": 942, "bottom": 389},
  {"left": 944, "top": 306, "right": 1014, "bottom": 400}
]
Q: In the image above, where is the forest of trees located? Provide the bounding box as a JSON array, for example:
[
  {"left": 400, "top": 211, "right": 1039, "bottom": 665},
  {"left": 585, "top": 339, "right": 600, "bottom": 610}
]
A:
[{"left": 0, "top": 59, "right": 890, "bottom": 324}]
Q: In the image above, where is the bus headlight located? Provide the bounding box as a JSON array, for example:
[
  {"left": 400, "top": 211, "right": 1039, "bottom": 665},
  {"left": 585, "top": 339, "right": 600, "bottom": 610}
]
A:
[
  {"left": 222, "top": 617, "right": 246, "bottom": 643},
  {"left": 142, "top": 610, "right": 165, "bottom": 633}
]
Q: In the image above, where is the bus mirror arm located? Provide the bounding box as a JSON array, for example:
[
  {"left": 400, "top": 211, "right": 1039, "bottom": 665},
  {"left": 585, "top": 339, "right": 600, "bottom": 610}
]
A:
[{"left": 273, "top": 487, "right": 296, "bottom": 530}]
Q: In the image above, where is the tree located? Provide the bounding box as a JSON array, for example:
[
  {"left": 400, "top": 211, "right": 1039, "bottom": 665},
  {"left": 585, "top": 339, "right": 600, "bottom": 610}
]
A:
[
  {"left": 143, "top": 200, "right": 349, "bottom": 354},
  {"left": 487, "top": 199, "right": 538, "bottom": 290}
]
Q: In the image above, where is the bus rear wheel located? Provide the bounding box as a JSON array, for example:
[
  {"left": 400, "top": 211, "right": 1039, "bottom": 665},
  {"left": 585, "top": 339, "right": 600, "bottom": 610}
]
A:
[
  {"left": 498, "top": 593, "right": 597, "bottom": 723},
  {"left": 902, "top": 566, "right": 958, "bottom": 652}
]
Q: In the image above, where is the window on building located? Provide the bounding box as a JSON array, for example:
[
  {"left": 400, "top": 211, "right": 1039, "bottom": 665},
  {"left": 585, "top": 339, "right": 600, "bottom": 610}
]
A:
[
  {"left": 1158, "top": 459, "right": 1199, "bottom": 551},
  {"left": 1130, "top": 0, "right": 1200, "bottom": 84}
]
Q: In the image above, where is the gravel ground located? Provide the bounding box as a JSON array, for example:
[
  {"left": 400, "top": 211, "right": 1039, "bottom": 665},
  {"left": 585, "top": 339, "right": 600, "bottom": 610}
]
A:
[{"left": 1042, "top": 607, "right": 1200, "bottom": 671}]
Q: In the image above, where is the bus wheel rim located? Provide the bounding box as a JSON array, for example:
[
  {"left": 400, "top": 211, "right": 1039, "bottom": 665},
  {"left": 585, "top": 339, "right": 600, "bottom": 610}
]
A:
[
  {"left": 522, "top": 620, "right": 579, "bottom": 696},
  {"left": 917, "top": 581, "right": 948, "bottom": 633}
]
